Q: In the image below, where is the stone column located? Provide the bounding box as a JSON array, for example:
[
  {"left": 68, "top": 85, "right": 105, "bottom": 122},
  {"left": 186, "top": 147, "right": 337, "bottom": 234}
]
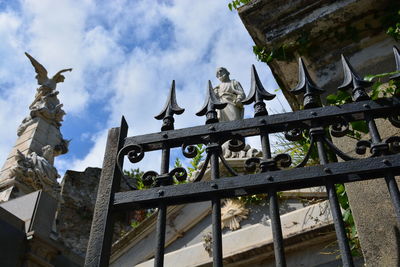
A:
[
  {"left": 0, "top": 53, "right": 71, "bottom": 202},
  {"left": 239, "top": 0, "right": 400, "bottom": 265}
]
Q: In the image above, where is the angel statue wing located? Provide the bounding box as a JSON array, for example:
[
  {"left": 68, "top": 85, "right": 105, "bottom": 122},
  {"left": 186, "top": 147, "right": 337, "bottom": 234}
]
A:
[
  {"left": 25, "top": 52, "right": 49, "bottom": 86},
  {"left": 25, "top": 52, "right": 72, "bottom": 89},
  {"left": 52, "top": 68, "right": 73, "bottom": 83}
]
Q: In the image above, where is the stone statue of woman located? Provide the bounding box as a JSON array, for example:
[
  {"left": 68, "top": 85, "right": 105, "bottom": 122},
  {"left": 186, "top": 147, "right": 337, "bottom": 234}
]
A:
[{"left": 214, "top": 67, "right": 246, "bottom": 122}]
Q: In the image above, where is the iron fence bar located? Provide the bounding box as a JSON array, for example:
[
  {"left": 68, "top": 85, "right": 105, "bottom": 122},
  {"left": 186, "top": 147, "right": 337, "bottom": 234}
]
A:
[
  {"left": 209, "top": 143, "right": 223, "bottom": 267},
  {"left": 123, "top": 98, "right": 400, "bottom": 152},
  {"left": 155, "top": 203, "right": 167, "bottom": 267},
  {"left": 153, "top": 81, "right": 184, "bottom": 267},
  {"left": 84, "top": 117, "right": 128, "bottom": 267},
  {"left": 267, "top": 188, "right": 286, "bottom": 267},
  {"left": 114, "top": 153, "right": 400, "bottom": 210},
  {"left": 154, "top": 147, "right": 170, "bottom": 267},
  {"left": 260, "top": 130, "right": 286, "bottom": 267},
  {"left": 365, "top": 113, "right": 400, "bottom": 220},
  {"left": 384, "top": 171, "right": 400, "bottom": 220},
  {"left": 313, "top": 128, "right": 354, "bottom": 267}
]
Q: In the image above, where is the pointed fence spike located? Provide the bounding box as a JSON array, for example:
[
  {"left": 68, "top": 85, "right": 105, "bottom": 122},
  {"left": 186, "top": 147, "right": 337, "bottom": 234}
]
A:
[
  {"left": 154, "top": 80, "right": 185, "bottom": 131},
  {"left": 121, "top": 115, "right": 128, "bottom": 129},
  {"left": 196, "top": 80, "right": 227, "bottom": 124},
  {"left": 242, "top": 65, "right": 276, "bottom": 117},
  {"left": 390, "top": 46, "right": 400, "bottom": 80},
  {"left": 338, "top": 54, "right": 372, "bottom": 102},
  {"left": 290, "top": 58, "right": 324, "bottom": 109}
]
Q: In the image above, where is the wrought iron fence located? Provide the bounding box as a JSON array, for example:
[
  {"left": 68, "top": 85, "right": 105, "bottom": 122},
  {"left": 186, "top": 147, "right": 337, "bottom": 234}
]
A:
[{"left": 85, "top": 46, "right": 400, "bottom": 267}]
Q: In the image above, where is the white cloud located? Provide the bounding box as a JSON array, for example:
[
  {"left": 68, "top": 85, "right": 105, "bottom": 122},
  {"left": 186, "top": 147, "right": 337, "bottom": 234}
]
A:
[{"left": 0, "top": 0, "right": 290, "bottom": 177}]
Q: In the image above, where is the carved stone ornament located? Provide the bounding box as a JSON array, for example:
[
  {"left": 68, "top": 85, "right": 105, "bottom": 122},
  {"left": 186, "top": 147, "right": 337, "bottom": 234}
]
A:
[
  {"left": 17, "top": 52, "right": 72, "bottom": 135},
  {"left": 221, "top": 199, "right": 249, "bottom": 231},
  {"left": 202, "top": 231, "right": 213, "bottom": 256},
  {"left": 222, "top": 143, "right": 262, "bottom": 159},
  {"left": 9, "top": 146, "right": 61, "bottom": 199}
]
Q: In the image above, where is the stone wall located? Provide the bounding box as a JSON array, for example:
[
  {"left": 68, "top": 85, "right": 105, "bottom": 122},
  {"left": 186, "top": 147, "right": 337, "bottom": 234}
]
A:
[
  {"left": 56, "top": 167, "right": 133, "bottom": 258},
  {"left": 56, "top": 167, "right": 101, "bottom": 257}
]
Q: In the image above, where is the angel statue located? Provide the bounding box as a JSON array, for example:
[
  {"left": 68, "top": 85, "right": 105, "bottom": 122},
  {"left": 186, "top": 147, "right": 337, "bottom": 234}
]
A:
[{"left": 20, "top": 52, "right": 72, "bottom": 131}]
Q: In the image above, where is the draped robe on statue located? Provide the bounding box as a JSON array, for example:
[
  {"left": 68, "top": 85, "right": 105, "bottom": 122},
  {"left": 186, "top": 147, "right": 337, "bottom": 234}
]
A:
[{"left": 213, "top": 80, "right": 245, "bottom": 122}]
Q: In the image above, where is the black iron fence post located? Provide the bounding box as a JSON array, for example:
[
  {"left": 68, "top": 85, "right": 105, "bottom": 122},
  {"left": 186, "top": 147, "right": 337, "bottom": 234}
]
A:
[
  {"left": 154, "top": 146, "right": 169, "bottom": 267},
  {"left": 208, "top": 143, "right": 223, "bottom": 267},
  {"left": 84, "top": 117, "right": 128, "bottom": 267},
  {"left": 242, "top": 65, "right": 287, "bottom": 267},
  {"left": 365, "top": 113, "right": 400, "bottom": 220},
  {"left": 262, "top": 132, "right": 286, "bottom": 267},
  {"left": 312, "top": 127, "right": 354, "bottom": 267},
  {"left": 292, "top": 57, "right": 354, "bottom": 266},
  {"left": 153, "top": 81, "right": 185, "bottom": 267},
  {"left": 339, "top": 55, "right": 400, "bottom": 221}
]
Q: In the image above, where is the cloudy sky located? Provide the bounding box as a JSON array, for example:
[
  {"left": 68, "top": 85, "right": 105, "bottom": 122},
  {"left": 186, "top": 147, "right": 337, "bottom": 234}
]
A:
[{"left": 0, "top": 0, "right": 290, "bottom": 176}]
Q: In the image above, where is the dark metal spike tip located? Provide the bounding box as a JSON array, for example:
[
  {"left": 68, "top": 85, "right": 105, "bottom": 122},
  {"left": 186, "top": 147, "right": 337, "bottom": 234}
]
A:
[
  {"left": 242, "top": 65, "right": 275, "bottom": 105},
  {"left": 196, "top": 80, "right": 227, "bottom": 124},
  {"left": 291, "top": 58, "right": 324, "bottom": 94},
  {"left": 154, "top": 80, "right": 185, "bottom": 120},
  {"left": 196, "top": 80, "right": 227, "bottom": 116},
  {"left": 155, "top": 80, "right": 185, "bottom": 131},
  {"left": 390, "top": 46, "right": 400, "bottom": 80},
  {"left": 290, "top": 58, "right": 324, "bottom": 109},
  {"left": 120, "top": 115, "right": 128, "bottom": 129},
  {"left": 338, "top": 54, "right": 372, "bottom": 101}
]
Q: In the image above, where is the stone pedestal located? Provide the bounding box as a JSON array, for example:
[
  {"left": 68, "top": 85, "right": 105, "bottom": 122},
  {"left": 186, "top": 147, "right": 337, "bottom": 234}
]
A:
[
  {"left": 0, "top": 117, "right": 65, "bottom": 201},
  {"left": 0, "top": 190, "right": 83, "bottom": 266}
]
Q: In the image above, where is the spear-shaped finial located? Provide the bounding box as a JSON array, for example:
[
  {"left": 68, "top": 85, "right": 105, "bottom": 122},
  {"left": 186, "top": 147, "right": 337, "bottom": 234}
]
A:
[
  {"left": 338, "top": 55, "right": 373, "bottom": 102},
  {"left": 242, "top": 65, "right": 275, "bottom": 117},
  {"left": 291, "top": 58, "right": 325, "bottom": 109},
  {"left": 390, "top": 46, "right": 400, "bottom": 80},
  {"left": 196, "top": 80, "right": 227, "bottom": 124},
  {"left": 154, "top": 80, "right": 185, "bottom": 131}
]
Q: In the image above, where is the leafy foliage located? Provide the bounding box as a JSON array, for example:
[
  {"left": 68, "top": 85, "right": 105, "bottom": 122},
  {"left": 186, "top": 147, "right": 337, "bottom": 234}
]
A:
[
  {"left": 124, "top": 168, "right": 145, "bottom": 189},
  {"left": 187, "top": 144, "right": 206, "bottom": 177},
  {"left": 124, "top": 168, "right": 154, "bottom": 229},
  {"left": 253, "top": 32, "right": 312, "bottom": 63},
  {"left": 228, "top": 0, "right": 251, "bottom": 11},
  {"left": 384, "top": 9, "right": 400, "bottom": 41},
  {"left": 325, "top": 71, "right": 400, "bottom": 140}
]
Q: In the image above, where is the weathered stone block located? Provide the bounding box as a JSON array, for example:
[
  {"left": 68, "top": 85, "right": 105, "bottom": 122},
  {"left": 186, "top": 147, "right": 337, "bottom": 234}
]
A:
[{"left": 56, "top": 167, "right": 102, "bottom": 257}]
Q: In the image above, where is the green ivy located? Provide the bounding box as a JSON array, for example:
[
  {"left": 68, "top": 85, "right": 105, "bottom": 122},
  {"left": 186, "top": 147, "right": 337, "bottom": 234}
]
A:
[
  {"left": 124, "top": 168, "right": 145, "bottom": 189},
  {"left": 187, "top": 144, "right": 206, "bottom": 177},
  {"left": 382, "top": 7, "right": 400, "bottom": 41},
  {"left": 228, "top": 0, "right": 251, "bottom": 11},
  {"left": 253, "top": 32, "right": 312, "bottom": 63}
]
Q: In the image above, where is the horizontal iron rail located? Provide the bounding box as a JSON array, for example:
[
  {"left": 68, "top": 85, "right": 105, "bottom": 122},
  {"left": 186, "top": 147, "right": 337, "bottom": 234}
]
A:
[
  {"left": 123, "top": 97, "right": 400, "bottom": 152},
  {"left": 114, "top": 153, "right": 400, "bottom": 210}
]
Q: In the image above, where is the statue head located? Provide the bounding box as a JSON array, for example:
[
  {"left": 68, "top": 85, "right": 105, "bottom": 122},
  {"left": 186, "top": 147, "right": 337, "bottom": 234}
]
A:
[
  {"left": 42, "top": 145, "right": 55, "bottom": 161},
  {"left": 216, "top": 67, "right": 230, "bottom": 82}
]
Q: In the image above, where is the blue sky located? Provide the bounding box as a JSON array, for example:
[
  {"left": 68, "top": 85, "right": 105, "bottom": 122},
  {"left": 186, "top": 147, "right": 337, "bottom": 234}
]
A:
[{"left": 0, "top": 0, "right": 290, "bottom": 176}]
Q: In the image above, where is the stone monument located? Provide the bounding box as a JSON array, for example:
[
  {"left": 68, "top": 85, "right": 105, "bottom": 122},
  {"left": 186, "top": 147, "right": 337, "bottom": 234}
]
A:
[{"left": 0, "top": 52, "right": 71, "bottom": 201}]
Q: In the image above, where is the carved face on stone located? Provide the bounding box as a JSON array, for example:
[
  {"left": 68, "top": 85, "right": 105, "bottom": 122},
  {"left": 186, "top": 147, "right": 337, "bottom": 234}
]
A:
[{"left": 216, "top": 67, "right": 230, "bottom": 82}]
